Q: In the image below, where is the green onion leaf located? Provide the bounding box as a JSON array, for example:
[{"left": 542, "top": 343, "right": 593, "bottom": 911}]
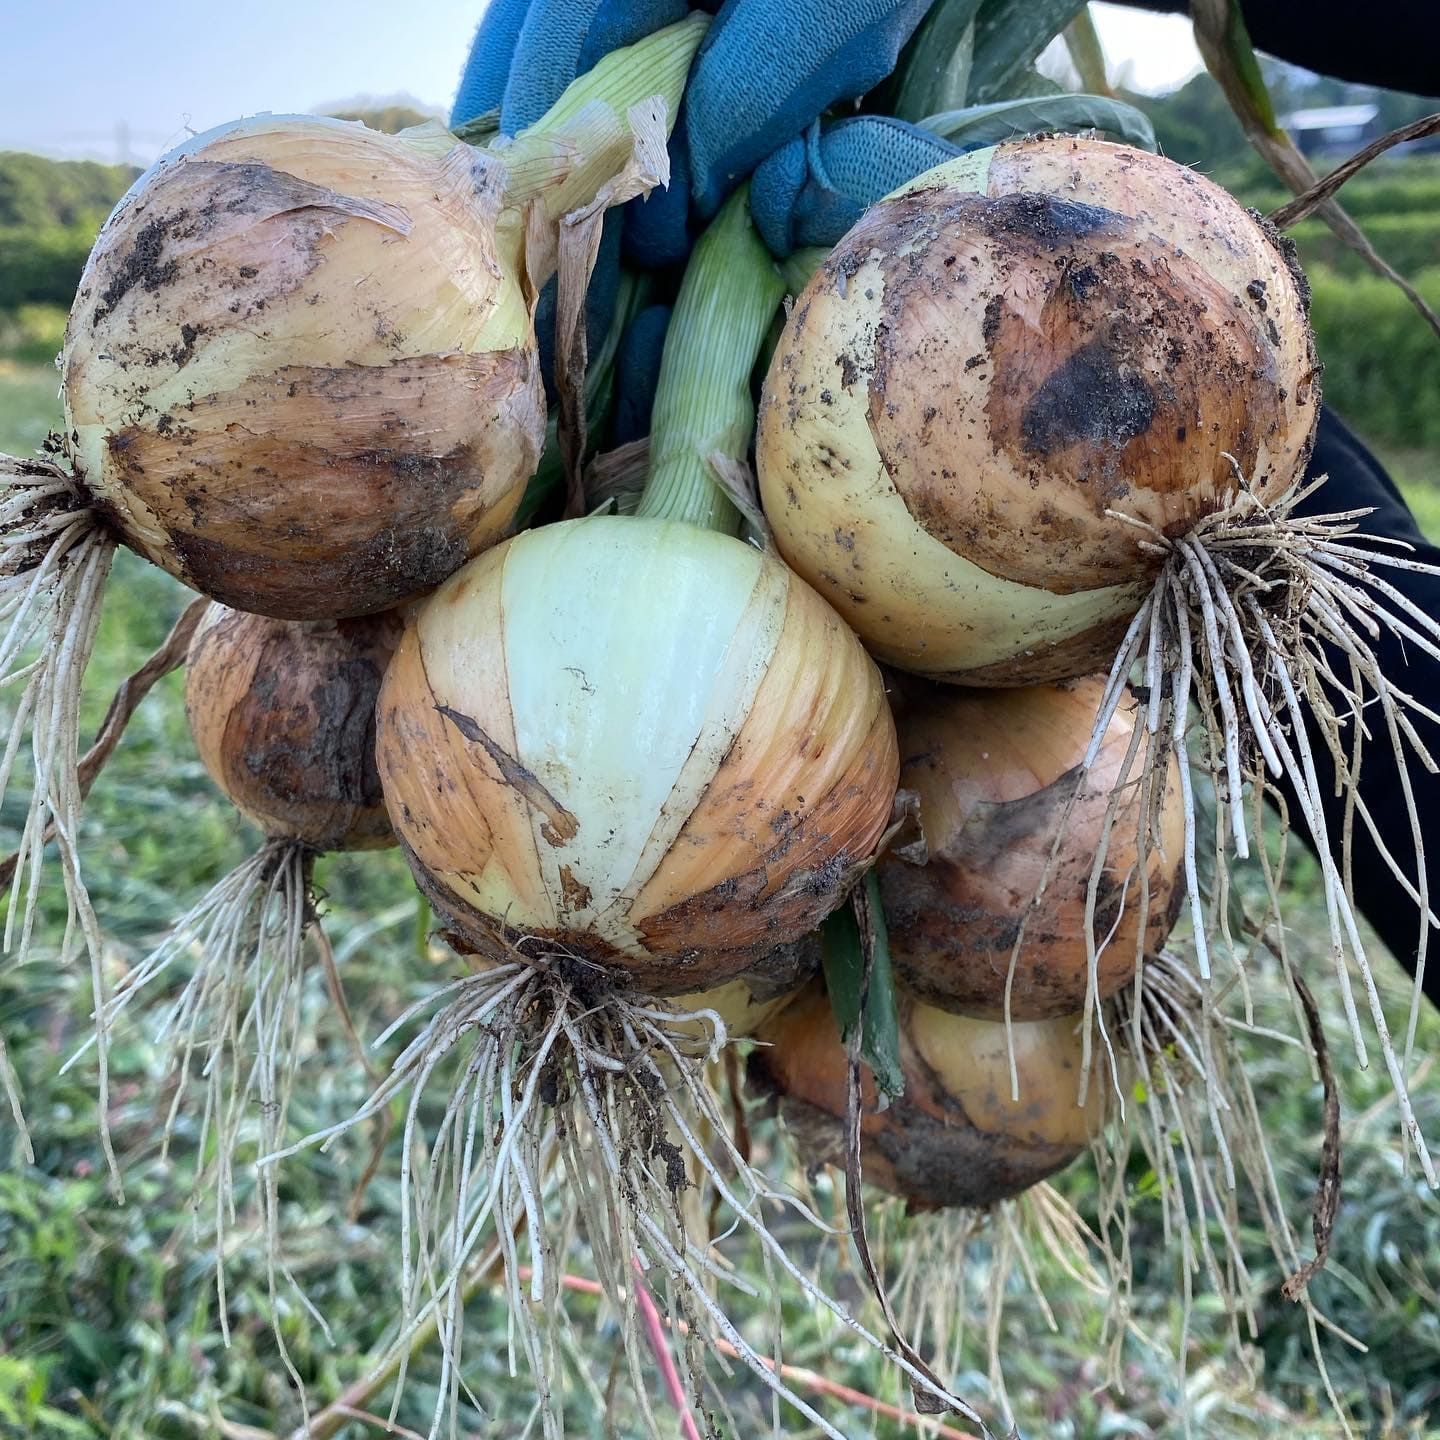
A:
[
  {"left": 920, "top": 93, "right": 1157, "bottom": 152},
  {"left": 821, "top": 871, "right": 904, "bottom": 1104},
  {"left": 967, "top": 0, "right": 1087, "bottom": 105}
]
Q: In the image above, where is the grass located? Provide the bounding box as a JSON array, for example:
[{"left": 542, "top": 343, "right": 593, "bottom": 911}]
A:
[
  {"left": 0, "top": 358, "right": 62, "bottom": 457},
  {"left": 3, "top": 363, "right": 1440, "bottom": 1438}
]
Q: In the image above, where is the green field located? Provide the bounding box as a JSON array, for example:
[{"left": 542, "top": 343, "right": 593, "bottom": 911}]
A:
[
  {"left": 3, "top": 363, "right": 1440, "bottom": 1438},
  {"left": 0, "top": 360, "right": 61, "bottom": 457}
]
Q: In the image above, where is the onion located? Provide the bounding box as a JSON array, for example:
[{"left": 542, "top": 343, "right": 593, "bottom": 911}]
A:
[
  {"left": 752, "top": 981, "right": 1105, "bottom": 1209},
  {"left": 756, "top": 134, "right": 1317, "bottom": 684},
  {"left": 880, "top": 676, "right": 1184, "bottom": 1019},
  {"left": 52, "top": 15, "right": 706, "bottom": 621},
  {"left": 376, "top": 515, "right": 898, "bottom": 995},
  {"left": 62, "top": 116, "right": 542, "bottom": 620},
  {"left": 103, "top": 601, "right": 406, "bottom": 1260},
  {"left": 185, "top": 604, "right": 401, "bottom": 850}
]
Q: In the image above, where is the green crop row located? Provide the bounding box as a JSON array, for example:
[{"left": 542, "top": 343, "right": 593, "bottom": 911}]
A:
[{"left": 1310, "top": 264, "right": 1440, "bottom": 448}]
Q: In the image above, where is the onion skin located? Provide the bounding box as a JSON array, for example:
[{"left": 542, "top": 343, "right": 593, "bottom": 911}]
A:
[
  {"left": 376, "top": 515, "right": 898, "bottom": 996},
  {"left": 756, "top": 136, "right": 1319, "bottom": 683},
  {"left": 752, "top": 982, "right": 1104, "bottom": 1209},
  {"left": 880, "top": 678, "right": 1185, "bottom": 1020},
  {"left": 63, "top": 116, "right": 542, "bottom": 619},
  {"left": 666, "top": 931, "right": 820, "bottom": 1040},
  {"left": 186, "top": 604, "right": 402, "bottom": 850}
]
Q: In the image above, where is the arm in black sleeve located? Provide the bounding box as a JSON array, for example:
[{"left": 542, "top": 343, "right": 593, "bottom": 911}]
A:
[
  {"left": 1275, "top": 405, "right": 1440, "bottom": 1008},
  {"left": 1108, "top": 2, "right": 1440, "bottom": 97}
]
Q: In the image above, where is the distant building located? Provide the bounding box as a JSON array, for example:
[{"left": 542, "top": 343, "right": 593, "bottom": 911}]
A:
[{"left": 1281, "top": 104, "right": 1381, "bottom": 158}]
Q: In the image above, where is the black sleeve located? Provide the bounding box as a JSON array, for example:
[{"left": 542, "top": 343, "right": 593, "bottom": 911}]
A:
[
  {"left": 1107, "top": 2, "right": 1440, "bottom": 97},
  {"left": 1277, "top": 406, "right": 1440, "bottom": 1008}
]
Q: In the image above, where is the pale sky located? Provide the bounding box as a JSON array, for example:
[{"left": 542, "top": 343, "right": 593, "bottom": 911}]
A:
[{"left": 2, "top": 1, "right": 1201, "bottom": 166}]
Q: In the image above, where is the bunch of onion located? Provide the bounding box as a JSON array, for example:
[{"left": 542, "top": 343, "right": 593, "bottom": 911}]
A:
[
  {"left": 268, "top": 191, "right": 985, "bottom": 1440},
  {"left": 879, "top": 675, "right": 1185, "bottom": 1046},
  {"left": 85, "top": 603, "right": 400, "bottom": 1353},
  {"left": 757, "top": 133, "right": 1440, "bottom": 1181},
  {"left": 0, "top": 15, "right": 705, "bottom": 1128}
]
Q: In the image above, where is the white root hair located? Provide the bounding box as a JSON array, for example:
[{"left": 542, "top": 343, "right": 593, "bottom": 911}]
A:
[
  {"left": 882, "top": 1181, "right": 1156, "bottom": 1431},
  {"left": 263, "top": 954, "right": 994, "bottom": 1440},
  {"left": 67, "top": 837, "right": 337, "bottom": 1399},
  {"left": 1058, "top": 470, "right": 1440, "bottom": 1183},
  {"left": 1096, "top": 950, "right": 1361, "bottom": 1437},
  {"left": 1, "top": 452, "right": 115, "bottom": 1176}
]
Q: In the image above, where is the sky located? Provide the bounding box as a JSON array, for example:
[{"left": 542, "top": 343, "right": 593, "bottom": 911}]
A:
[{"left": 1, "top": 0, "right": 1202, "bottom": 166}]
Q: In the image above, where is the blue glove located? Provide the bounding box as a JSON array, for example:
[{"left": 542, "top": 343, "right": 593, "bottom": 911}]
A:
[
  {"left": 453, "top": 0, "right": 688, "bottom": 134},
  {"left": 750, "top": 115, "right": 962, "bottom": 257},
  {"left": 450, "top": 0, "right": 530, "bottom": 128},
  {"left": 684, "top": 0, "right": 935, "bottom": 218},
  {"left": 611, "top": 304, "right": 674, "bottom": 446},
  {"left": 623, "top": 128, "right": 696, "bottom": 269}
]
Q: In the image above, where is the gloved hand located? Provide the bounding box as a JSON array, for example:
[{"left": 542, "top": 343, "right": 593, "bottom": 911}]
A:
[
  {"left": 450, "top": 0, "right": 952, "bottom": 425},
  {"left": 749, "top": 115, "right": 962, "bottom": 257},
  {"left": 454, "top": 0, "right": 945, "bottom": 257},
  {"left": 451, "top": 0, "right": 689, "bottom": 133},
  {"left": 682, "top": 0, "right": 935, "bottom": 219}
]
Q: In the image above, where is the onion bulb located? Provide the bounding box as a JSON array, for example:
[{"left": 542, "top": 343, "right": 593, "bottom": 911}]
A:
[
  {"left": 185, "top": 604, "right": 402, "bottom": 850},
  {"left": 63, "top": 116, "right": 542, "bottom": 620},
  {"left": 376, "top": 515, "right": 898, "bottom": 996},
  {"left": 752, "top": 981, "right": 1105, "bottom": 1209},
  {"left": 104, "top": 601, "right": 406, "bottom": 1254},
  {"left": 756, "top": 134, "right": 1317, "bottom": 684},
  {"left": 880, "top": 676, "right": 1184, "bottom": 1019}
]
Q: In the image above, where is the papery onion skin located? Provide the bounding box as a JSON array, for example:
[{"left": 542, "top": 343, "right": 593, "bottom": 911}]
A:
[
  {"left": 756, "top": 135, "right": 1319, "bottom": 684},
  {"left": 376, "top": 515, "right": 899, "bottom": 996},
  {"left": 666, "top": 930, "right": 820, "bottom": 1040},
  {"left": 64, "top": 116, "right": 542, "bottom": 620},
  {"left": 186, "top": 604, "right": 402, "bottom": 850},
  {"left": 880, "top": 677, "right": 1185, "bottom": 1020},
  {"left": 752, "top": 982, "right": 1105, "bottom": 1209}
]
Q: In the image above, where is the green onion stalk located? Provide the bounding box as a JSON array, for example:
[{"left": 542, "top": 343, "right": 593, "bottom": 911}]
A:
[{"left": 636, "top": 184, "right": 787, "bottom": 533}]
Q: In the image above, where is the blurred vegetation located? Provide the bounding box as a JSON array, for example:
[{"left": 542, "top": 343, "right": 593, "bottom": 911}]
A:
[{"left": 1311, "top": 269, "right": 1440, "bottom": 449}]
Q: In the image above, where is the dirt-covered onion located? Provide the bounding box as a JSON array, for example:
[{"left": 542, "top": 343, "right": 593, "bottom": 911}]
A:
[
  {"left": 756, "top": 134, "right": 1317, "bottom": 684},
  {"left": 185, "top": 604, "right": 402, "bottom": 850},
  {"left": 62, "top": 115, "right": 542, "bottom": 620},
  {"left": 55, "top": 15, "right": 704, "bottom": 620},
  {"left": 104, "top": 602, "right": 405, "bottom": 1281},
  {"left": 880, "top": 676, "right": 1184, "bottom": 1020},
  {"left": 752, "top": 981, "right": 1105, "bottom": 1209},
  {"left": 376, "top": 516, "right": 897, "bottom": 995}
]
